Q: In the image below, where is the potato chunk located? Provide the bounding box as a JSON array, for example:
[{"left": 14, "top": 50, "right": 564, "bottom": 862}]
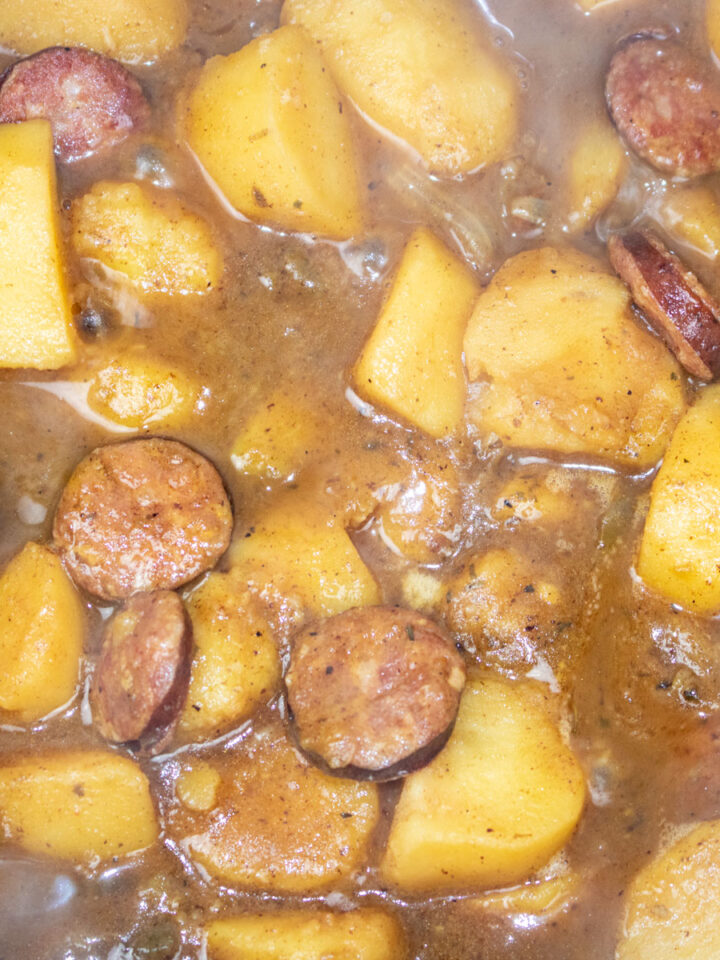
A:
[
  {"left": 281, "top": 0, "right": 517, "bottom": 175},
  {"left": 617, "top": 821, "right": 720, "bottom": 960},
  {"left": 87, "top": 348, "right": 199, "bottom": 428},
  {"left": 380, "top": 675, "right": 586, "bottom": 892},
  {"left": 565, "top": 118, "right": 627, "bottom": 232},
  {"left": 0, "top": 543, "right": 84, "bottom": 721},
  {"left": 184, "top": 25, "right": 362, "bottom": 239},
  {"left": 638, "top": 385, "right": 720, "bottom": 614},
  {"left": 464, "top": 247, "right": 685, "bottom": 468},
  {"left": 354, "top": 228, "right": 480, "bottom": 438},
  {"left": 231, "top": 389, "right": 324, "bottom": 481},
  {"left": 0, "top": 750, "right": 158, "bottom": 864},
  {"left": 232, "top": 492, "right": 380, "bottom": 618},
  {"left": 179, "top": 573, "right": 281, "bottom": 740},
  {"left": 0, "top": 0, "right": 188, "bottom": 64},
  {"left": 169, "top": 722, "right": 379, "bottom": 892},
  {"left": 0, "top": 121, "right": 75, "bottom": 369},
  {"left": 709, "top": 0, "right": 720, "bottom": 64},
  {"left": 661, "top": 184, "right": 720, "bottom": 260},
  {"left": 206, "top": 909, "right": 406, "bottom": 960},
  {"left": 71, "top": 181, "right": 222, "bottom": 295}
]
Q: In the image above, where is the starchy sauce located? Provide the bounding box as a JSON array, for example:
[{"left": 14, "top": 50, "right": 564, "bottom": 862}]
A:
[{"left": 1, "top": 1, "right": 720, "bottom": 958}]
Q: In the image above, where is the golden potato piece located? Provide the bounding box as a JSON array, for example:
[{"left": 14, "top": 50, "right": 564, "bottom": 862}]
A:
[
  {"left": 464, "top": 247, "right": 685, "bottom": 468},
  {"left": 444, "top": 548, "right": 575, "bottom": 668},
  {"left": 169, "top": 722, "right": 379, "bottom": 892},
  {"left": 184, "top": 25, "right": 362, "bottom": 239},
  {"left": 71, "top": 181, "right": 222, "bottom": 295},
  {"left": 662, "top": 184, "right": 720, "bottom": 260},
  {"left": 281, "top": 0, "right": 517, "bottom": 175},
  {"left": 354, "top": 228, "right": 479, "bottom": 438},
  {"left": 179, "top": 573, "right": 281, "bottom": 740},
  {"left": 617, "top": 821, "right": 720, "bottom": 960},
  {"left": 232, "top": 491, "right": 380, "bottom": 618},
  {"left": 0, "top": 0, "right": 188, "bottom": 64},
  {"left": 565, "top": 118, "right": 627, "bottom": 232},
  {"left": 638, "top": 385, "right": 720, "bottom": 614},
  {"left": 231, "top": 389, "right": 324, "bottom": 481},
  {"left": 381, "top": 675, "right": 586, "bottom": 892},
  {"left": 0, "top": 750, "right": 158, "bottom": 864},
  {"left": 709, "top": 0, "right": 720, "bottom": 64},
  {"left": 0, "top": 120, "right": 75, "bottom": 370},
  {"left": 87, "top": 349, "right": 199, "bottom": 428},
  {"left": 206, "top": 909, "right": 406, "bottom": 960},
  {"left": 0, "top": 542, "right": 84, "bottom": 721}
]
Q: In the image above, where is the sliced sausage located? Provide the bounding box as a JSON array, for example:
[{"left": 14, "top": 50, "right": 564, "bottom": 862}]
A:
[
  {"left": 0, "top": 47, "right": 149, "bottom": 163},
  {"left": 606, "top": 37, "right": 720, "bottom": 178},
  {"left": 608, "top": 229, "right": 720, "bottom": 379},
  {"left": 91, "top": 590, "right": 192, "bottom": 753},
  {"left": 286, "top": 606, "right": 466, "bottom": 780},
  {"left": 53, "top": 438, "right": 233, "bottom": 600}
]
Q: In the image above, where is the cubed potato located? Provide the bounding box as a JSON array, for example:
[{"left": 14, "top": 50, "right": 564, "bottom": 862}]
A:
[
  {"left": 231, "top": 389, "right": 324, "bottom": 481},
  {"left": 0, "top": 0, "right": 188, "bottom": 64},
  {"left": 444, "top": 548, "right": 576, "bottom": 667},
  {"left": 232, "top": 492, "right": 380, "bottom": 618},
  {"left": 380, "top": 675, "right": 586, "bottom": 892},
  {"left": 179, "top": 573, "right": 281, "bottom": 740},
  {"left": 206, "top": 909, "right": 406, "bottom": 960},
  {"left": 637, "top": 385, "right": 720, "bottom": 614},
  {"left": 87, "top": 348, "right": 199, "bottom": 428},
  {"left": 464, "top": 247, "right": 685, "bottom": 468},
  {"left": 0, "top": 121, "right": 75, "bottom": 370},
  {"left": 71, "top": 181, "right": 222, "bottom": 295},
  {"left": 0, "top": 750, "right": 158, "bottom": 864},
  {"left": 565, "top": 118, "right": 627, "bottom": 232},
  {"left": 169, "top": 721, "right": 379, "bottom": 892},
  {"left": 0, "top": 542, "right": 84, "bottom": 721},
  {"left": 184, "top": 25, "right": 363, "bottom": 239},
  {"left": 354, "top": 228, "right": 480, "bottom": 438},
  {"left": 175, "top": 761, "right": 222, "bottom": 812},
  {"left": 375, "top": 446, "right": 462, "bottom": 562},
  {"left": 661, "top": 184, "right": 720, "bottom": 260},
  {"left": 617, "top": 821, "right": 720, "bottom": 960},
  {"left": 709, "top": 0, "right": 720, "bottom": 63},
  {"left": 281, "top": 0, "right": 518, "bottom": 175}
]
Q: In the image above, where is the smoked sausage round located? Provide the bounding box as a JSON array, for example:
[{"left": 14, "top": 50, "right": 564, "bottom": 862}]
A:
[
  {"left": 606, "top": 37, "right": 720, "bottom": 178},
  {"left": 0, "top": 47, "right": 149, "bottom": 163},
  {"left": 286, "top": 605, "right": 466, "bottom": 780},
  {"left": 91, "top": 590, "right": 192, "bottom": 753},
  {"left": 53, "top": 438, "right": 233, "bottom": 600}
]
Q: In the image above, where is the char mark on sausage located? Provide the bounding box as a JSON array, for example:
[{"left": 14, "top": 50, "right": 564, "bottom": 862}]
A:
[{"left": 608, "top": 229, "right": 720, "bottom": 380}]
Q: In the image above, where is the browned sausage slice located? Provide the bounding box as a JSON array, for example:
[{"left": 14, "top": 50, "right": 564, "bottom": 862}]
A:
[
  {"left": 608, "top": 230, "right": 720, "bottom": 380},
  {"left": 91, "top": 590, "right": 192, "bottom": 753},
  {"left": 0, "top": 47, "right": 149, "bottom": 163},
  {"left": 286, "top": 606, "right": 466, "bottom": 780},
  {"left": 53, "top": 438, "right": 233, "bottom": 600},
  {"left": 606, "top": 37, "right": 720, "bottom": 178}
]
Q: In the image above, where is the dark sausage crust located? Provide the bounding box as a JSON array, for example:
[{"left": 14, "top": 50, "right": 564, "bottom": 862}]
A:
[
  {"left": 286, "top": 606, "right": 466, "bottom": 780},
  {"left": 91, "top": 590, "right": 192, "bottom": 753},
  {"left": 0, "top": 46, "right": 149, "bottom": 163},
  {"left": 53, "top": 438, "right": 233, "bottom": 600},
  {"left": 606, "top": 37, "right": 720, "bottom": 178},
  {"left": 608, "top": 230, "right": 720, "bottom": 380}
]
